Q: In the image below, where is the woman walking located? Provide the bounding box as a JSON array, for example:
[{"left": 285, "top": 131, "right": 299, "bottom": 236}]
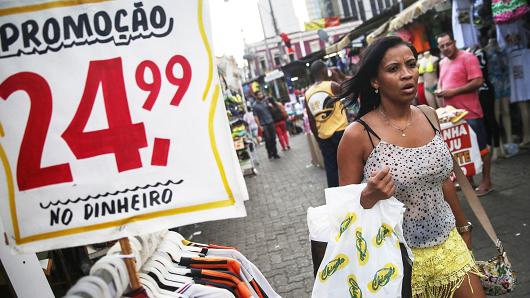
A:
[
  {"left": 268, "top": 97, "right": 291, "bottom": 151},
  {"left": 337, "top": 36, "right": 485, "bottom": 298}
]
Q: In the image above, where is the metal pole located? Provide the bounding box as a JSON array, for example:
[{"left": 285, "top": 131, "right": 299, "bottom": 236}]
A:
[
  {"left": 267, "top": 0, "right": 287, "bottom": 64},
  {"left": 257, "top": 1, "right": 274, "bottom": 72}
]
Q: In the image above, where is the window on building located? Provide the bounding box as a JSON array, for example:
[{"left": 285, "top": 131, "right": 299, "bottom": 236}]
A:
[
  {"left": 274, "top": 54, "right": 281, "bottom": 67},
  {"left": 341, "top": 0, "right": 351, "bottom": 17},
  {"left": 357, "top": 0, "right": 366, "bottom": 21},
  {"left": 369, "top": 0, "right": 378, "bottom": 16},
  {"left": 309, "top": 40, "right": 321, "bottom": 53},
  {"left": 259, "top": 57, "right": 266, "bottom": 72},
  {"left": 377, "top": 0, "right": 384, "bottom": 12},
  {"left": 349, "top": 0, "right": 360, "bottom": 21}
]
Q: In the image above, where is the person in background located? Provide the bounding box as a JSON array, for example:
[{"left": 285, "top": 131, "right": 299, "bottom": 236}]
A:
[
  {"left": 268, "top": 97, "right": 290, "bottom": 151},
  {"left": 305, "top": 60, "right": 349, "bottom": 187},
  {"left": 436, "top": 33, "right": 493, "bottom": 196},
  {"left": 243, "top": 107, "right": 259, "bottom": 144},
  {"left": 253, "top": 91, "right": 280, "bottom": 159},
  {"left": 337, "top": 36, "right": 485, "bottom": 298}
]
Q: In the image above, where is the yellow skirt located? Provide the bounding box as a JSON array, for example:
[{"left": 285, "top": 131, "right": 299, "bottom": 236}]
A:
[{"left": 411, "top": 228, "right": 481, "bottom": 298}]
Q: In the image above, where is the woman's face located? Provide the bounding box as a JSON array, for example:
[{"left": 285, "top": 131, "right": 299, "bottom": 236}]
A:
[{"left": 371, "top": 44, "right": 418, "bottom": 104}]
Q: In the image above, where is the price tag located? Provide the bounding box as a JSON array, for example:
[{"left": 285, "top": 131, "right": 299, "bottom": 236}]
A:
[{"left": 0, "top": 0, "right": 247, "bottom": 253}]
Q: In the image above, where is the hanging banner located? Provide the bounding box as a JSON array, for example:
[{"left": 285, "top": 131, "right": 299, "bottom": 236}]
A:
[
  {"left": 441, "top": 121, "right": 483, "bottom": 177},
  {"left": 0, "top": 0, "right": 248, "bottom": 253}
]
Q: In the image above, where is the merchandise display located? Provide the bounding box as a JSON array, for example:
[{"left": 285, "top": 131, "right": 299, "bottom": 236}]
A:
[
  {"left": 436, "top": 105, "right": 469, "bottom": 123},
  {"left": 64, "top": 231, "right": 280, "bottom": 298}
]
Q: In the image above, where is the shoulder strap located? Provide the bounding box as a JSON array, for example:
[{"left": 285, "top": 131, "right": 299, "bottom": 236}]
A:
[
  {"left": 356, "top": 119, "right": 381, "bottom": 149},
  {"left": 417, "top": 105, "right": 501, "bottom": 249},
  {"left": 418, "top": 107, "right": 440, "bottom": 133}
]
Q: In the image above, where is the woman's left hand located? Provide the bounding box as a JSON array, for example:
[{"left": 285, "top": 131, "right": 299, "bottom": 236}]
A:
[{"left": 460, "top": 231, "right": 472, "bottom": 250}]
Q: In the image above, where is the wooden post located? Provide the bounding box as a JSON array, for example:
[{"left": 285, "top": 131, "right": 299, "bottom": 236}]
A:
[{"left": 119, "top": 237, "right": 141, "bottom": 291}]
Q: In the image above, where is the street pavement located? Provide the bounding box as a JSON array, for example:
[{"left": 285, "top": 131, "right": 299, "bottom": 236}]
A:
[{"left": 181, "top": 134, "right": 530, "bottom": 297}]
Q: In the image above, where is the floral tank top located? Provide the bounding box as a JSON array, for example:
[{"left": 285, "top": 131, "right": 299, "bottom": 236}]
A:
[{"left": 358, "top": 116, "right": 455, "bottom": 248}]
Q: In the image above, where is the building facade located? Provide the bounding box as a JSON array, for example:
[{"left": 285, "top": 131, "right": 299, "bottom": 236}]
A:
[
  {"left": 258, "top": 0, "right": 303, "bottom": 38},
  {"left": 244, "top": 20, "right": 361, "bottom": 77}
]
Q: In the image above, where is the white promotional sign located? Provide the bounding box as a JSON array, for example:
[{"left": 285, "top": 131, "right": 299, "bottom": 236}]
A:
[
  {"left": 441, "top": 121, "right": 483, "bottom": 177},
  {"left": 0, "top": 0, "right": 247, "bottom": 253}
]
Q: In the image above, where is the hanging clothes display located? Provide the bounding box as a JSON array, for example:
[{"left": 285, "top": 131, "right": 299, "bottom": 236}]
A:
[
  {"left": 396, "top": 28, "right": 413, "bottom": 43},
  {"left": 492, "top": 0, "right": 530, "bottom": 24},
  {"left": 508, "top": 48, "right": 530, "bottom": 103},
  {"left": 409, "top": 23, "right": 431, "bottom": 53},
  {"left": 471, "top": 47, "right": 501, "bottom": 147},
  {"left": 452, "top": 0, "right": 480, "bottom": 48},
  {"left": 485, "top": 45, "right": 511, "bottom": 100},
  {"left": 418, "top": 52, "right": 440, "bottom": 108},
  {"left": 496, "top": 18, "right": 530, "bottom": 50},
  {"left": 64, "top": 231, "right": 280, "bottom": 298}
]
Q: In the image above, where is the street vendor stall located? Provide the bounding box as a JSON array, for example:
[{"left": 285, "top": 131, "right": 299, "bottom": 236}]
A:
[{"left": 367, "top": 0, "right": 449, "bottom": 43}]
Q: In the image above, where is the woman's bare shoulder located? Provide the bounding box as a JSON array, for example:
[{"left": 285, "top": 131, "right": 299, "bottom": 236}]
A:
[{"left": 339, "top": 120, "right": 370, "bottom": 153}]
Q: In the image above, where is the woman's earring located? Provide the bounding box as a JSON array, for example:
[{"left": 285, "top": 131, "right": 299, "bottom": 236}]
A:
[{"left": 374, "top": 88, "right": 379, "bottom": 94}]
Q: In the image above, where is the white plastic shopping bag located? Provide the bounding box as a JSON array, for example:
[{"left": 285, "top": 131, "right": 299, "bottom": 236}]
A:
[{"left": 311, "top": 184, "right": 411, "bottom": 298}]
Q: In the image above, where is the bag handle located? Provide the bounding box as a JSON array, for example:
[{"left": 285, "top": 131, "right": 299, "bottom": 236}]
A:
[{"left": 417, "top": 105, "right": 503, "bottom": 252}]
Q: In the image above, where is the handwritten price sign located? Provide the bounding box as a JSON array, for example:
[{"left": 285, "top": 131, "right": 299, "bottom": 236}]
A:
[
  {"left": 441, "top": 121, "right": 483, "bottom": 177},
  {"left": 0, "top": 0, "right": 247, "bottom": 253}
]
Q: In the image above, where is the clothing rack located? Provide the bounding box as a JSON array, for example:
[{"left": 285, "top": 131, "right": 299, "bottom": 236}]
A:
[{"left": 63, "top": 231, "right": 280, "bottom": 298}]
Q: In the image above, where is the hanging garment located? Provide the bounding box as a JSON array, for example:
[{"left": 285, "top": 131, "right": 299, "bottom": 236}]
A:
[
  {"left": 418, "top": 56, "right": 437, "bottom": 74},
  {"left": 492, "top": 0, "right": 530, "bottom": 23},
  {"left": 452, "top": 0, "right": 480, "bottom": 48},
  {"left": 409, "top": 23, "right": 431, "bottom": 53},
  {"left": 179, "top": 256, "right": 262, "bottom": 298},
  {"left": 188, "top": 269, "right": 254, "bottom": 298},
  {"left": 205, "top": 249, "right": 281, "bottom": 298},
  {"left": 177, "top": 283, "right": 236, "bottom": 298},
  {"left": 395, "top": 29, "right": 413, "bottom": 43},
  {"left": 311, "top": 184, "right": 411, "bottom": 298},
  {"left": 496, "top": 19, "right": 530, "bottom": 50},
  {"left": 417, "top": 82, "right": 428, "bottom": 105},
  {"left": 470, "top": 47, "right": 492, "bottom": 92},
  {"left": 508, "top": 48, "right": 530, "bottom": 103},
  {"left": 485, "top": 47, "right": 511, "bottom": 99}
]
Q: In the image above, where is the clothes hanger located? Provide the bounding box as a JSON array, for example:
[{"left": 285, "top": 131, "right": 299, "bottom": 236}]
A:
[
  {"left": 135, "top": 235, "right": 152, "bottom": 257},
  {"left": 143, "top": 250, "right": 193, "bottom": 283},
  {"left": 90, "top": 257, "right": 128, "bottom": 295},
  {"left": 75, "top": 275, "right": 112, "bottom": 298},
  {"left": 159, "top": 236, "right": 206, "bottom": 257},
  {"left": 145, "top": 261, "right": 191, "bottom": 286},
  {"left": 140, "top": 267, "right": 185, "bottom": 293},
  {"left": 143, "top": 257, "right": 193, "bottom": 284},
  {"left": 62, "top": 294, "right": 84, "bottom": 298},
  {"left": 164, "top": 231, "right": 205, "bottom": 253},
  {"left": 156, "top": 241, "right": 187, "bottom": 263},
  {"left": 129, "top": 236, "right": 149, "bottom": 264},
  {"left": 139, "top": 274, "right": 185, "bottom": 298},
  {"left": 66, "top": 279, "right": 104, "bottom": 298}
]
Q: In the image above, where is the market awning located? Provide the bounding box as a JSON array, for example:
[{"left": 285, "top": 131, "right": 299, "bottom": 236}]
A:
[
  {"left": 264, "top": 69, "right": 284, "bottom": 82},
  {"left": 367, "top": 0, "right": 445, "bottom": 42}
]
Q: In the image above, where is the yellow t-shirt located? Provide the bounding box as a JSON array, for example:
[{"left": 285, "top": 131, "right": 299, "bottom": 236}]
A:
[{"left": 305, "top": 81, "right": 348, "bottom": 139}]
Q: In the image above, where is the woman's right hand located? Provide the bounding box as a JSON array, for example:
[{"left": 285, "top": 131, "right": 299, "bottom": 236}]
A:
[{"left": 360, "top": 166, "right": 396, "bottom": 209}]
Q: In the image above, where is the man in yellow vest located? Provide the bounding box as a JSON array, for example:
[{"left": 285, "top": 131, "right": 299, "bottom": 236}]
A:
[{"left": 305, "top": 60, "right": 349, "bottom": 187}]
